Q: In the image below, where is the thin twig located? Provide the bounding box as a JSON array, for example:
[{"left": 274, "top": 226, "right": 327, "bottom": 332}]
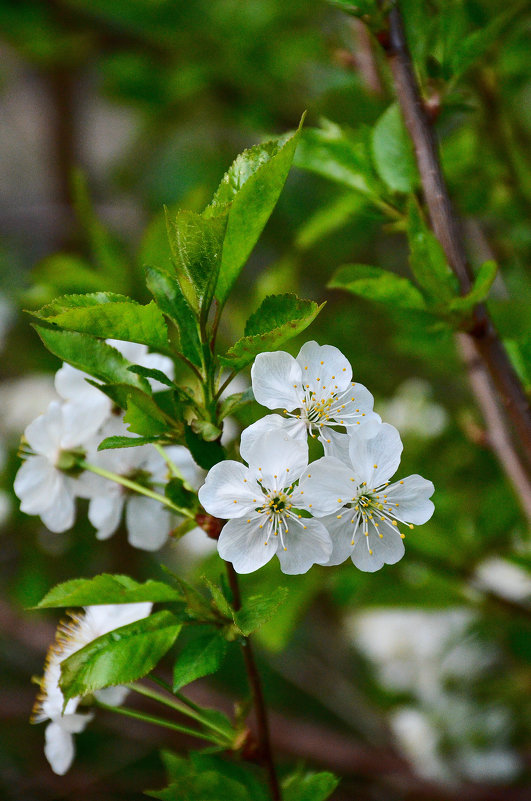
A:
[
  {"left": 226, "top": 563, "right": 282, "bottom": 801},
  {"left": 381, "top": 3, "right": 531, "bottom": 478}
]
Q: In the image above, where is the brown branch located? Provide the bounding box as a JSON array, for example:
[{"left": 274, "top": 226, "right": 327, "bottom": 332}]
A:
[
  {"left": 380, "top": 3, "right": 531, "bottom": 487},
  {"left": 226, "top": 563, "right": 282, "bottom": 801}
]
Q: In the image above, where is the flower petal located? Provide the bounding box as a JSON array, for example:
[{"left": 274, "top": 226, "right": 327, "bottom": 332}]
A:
[
  {"left": 218, "top": 517, "right": 278, "bottom": 573},
  {"left": 44, "top": 721, "right": 75, "bottom": 775},
  {"left": 95, "top": 686, "right": 129, "bottom": 706},
  {"left": 88, "top": 493, "right": 123, "bottom": 540},
  {"left": 296, "top": 341, "right": 352, "bottom": 394},
  {"left": 320, "top": 512, "right": 355, "bottom": 566},
  {"left": 125, "top": 496, "right": 171, "bottom": 551},
  {"left": 297, "top": 456, "right": 356, "bottom": 516},
  {"left": 351, "top": 520, "right": 405, "bottom": 572},
  {"left": 25, "top": 402, "right": 62, "bottom": 459},
  {"left": 40, "top": 481, "right": 76, "bottom": 533},
  {"left": 244, "top": 429, "right": 308, "bottom": 490},
  {"left": 240, "top": 415, "right": 307, "bottom": 466},
  {"left": 276, "top": 517, "right": 332, "bottom": 574},
  {"left": 251, "top": 351, "right": 303, "bottom": 411},
  {"left": 385, "top": 474, "right": 435, "bottom": 524},
  {"left": 14, "top": 457, "right": 59, "bottom": 513},
  {"left": 348, "top": 422, "right": 403, "bottom": 487},
  {"left": 198, "top": 461, "right": 261, "bottom": 518}
]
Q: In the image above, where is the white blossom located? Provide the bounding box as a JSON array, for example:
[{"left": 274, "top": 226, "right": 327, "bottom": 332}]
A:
[
  {"left": 14, "top": 401, "right": 96, "bottom": 532},
  {"left": 32, "top": 603, "right": 152, "bottom": 775},
  {"left": 249, "top": 341, "right": 380, "bottom": 448},
  {"left": 198, "top": 428, "right": 332, "bottom": 574},
  {"left": 301, "top": 423, "right": 434, "bottom": 572}
]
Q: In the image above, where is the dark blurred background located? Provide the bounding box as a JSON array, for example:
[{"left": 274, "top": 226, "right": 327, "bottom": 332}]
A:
[{"left": 0, "top": 1, "right": 530, "bottom": 799}]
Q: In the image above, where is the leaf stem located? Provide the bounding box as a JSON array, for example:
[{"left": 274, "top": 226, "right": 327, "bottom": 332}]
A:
[
  {"left": 80, "top": 461, "right": 195, "bottom": 519},
  {"left": 226, "top": 563, "right": 282, "bottom": 801},
  {"left": 215, "top": 370, "right": 238, "bottom": 400},
  {"left": 173, "top": 348, "right": 205, "bottom": 382},
  {"left": 94, "top": 700, "right": 222, "bottom": 744}
]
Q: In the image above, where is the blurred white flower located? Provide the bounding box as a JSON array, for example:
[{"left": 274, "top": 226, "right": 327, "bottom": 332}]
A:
[
  {"left": 32, "top": 603, "right": 152, "bottom": 775},
  {"left": 0, "top": 374, "right": 58, "bottom": 437},
  {"left": 390, "top": 707, "right": 449, "bottom": 782},
  {"left": 474, "top": 557, "right": 531, "bottom": 604},
  {"left": 380, "top": 378, "right": 447, "bottom": 438}
]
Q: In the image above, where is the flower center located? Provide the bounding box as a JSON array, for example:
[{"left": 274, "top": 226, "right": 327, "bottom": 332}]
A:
[
  {"left": 336, "top": 482, "right": 413, "bottom": 555},
  {"left": 250, "top": 486, "right": 309, "bottom": 551},
  {"left": 284, "top": 381, "right": 366, "bottom": 437}
]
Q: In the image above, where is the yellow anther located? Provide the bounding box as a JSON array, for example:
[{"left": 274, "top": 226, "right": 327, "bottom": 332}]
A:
[
  {"left": 303, "top": 525, "right": 307, "bottom": 529},
  {"left": 400, "top": 533, "right": 406, "bottom": 539},
  {"left": 379, "top": 533, "right": 383, "bottom": 539},
  {"left": 392, "top": 521, "right": 398, "bottom": 526},
  {"left": 309, "top": 503, "right": 312, "bottom": 508},
  {"left": 337, "top": 498, "right": 342, "bottom": 503},
  {"left": 233, "top": 500, "right": 237, "bottom": 503},
  {"left": 396, "top": 503, "right": 399, "bottom": 507},
  {"left": 316, "top": 377, "right": 320, "bottom": 382},
  {"left": 286, "top": 468, "right": 290, "bottom": 472},
  {"left": 293, "top": 384, "right": 297, "bottom": 388},
  {"left": 369, "top": 549, "right": 373, "bottom": 555},
  {"left": 342, "top": 368, "right": 346, "bottom": 371},
  {"left": 307, "top": 474, "right": 311, "bottom": 478},
  {"left": 373, "top": 464, "right": 378, "bottom": 469},
  {"left": 331, "top": 375, "right": 335, "bottom": 379},
  {"left": 400, "top": 480, "right": 404, "bottom": 484},
  {"left": 337, "top": 514, "right": 342, "bottom": 519},
  {"left": 283, "top": 547, "right": 287, "bottom": 551},
  {"left": 247, "top": 519, "right": 250, "bottom": 523},
  {"left": 409, "top": 524, "right": 414, "bottom": 529},
  {"left": 259, "top": 524, "right": 263, "bottom": 529},
  {"left": 304, "top": 365, "right": 308, "bottom": 370},
  {"left": 320, "top": 360, "right": 324, "bottom": 365}
]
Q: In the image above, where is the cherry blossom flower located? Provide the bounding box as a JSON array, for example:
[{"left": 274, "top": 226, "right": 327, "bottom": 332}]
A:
[
  {"left": 14, "top": 401, "right": 96, "bottom": 532},
  {"left": 32, "top": 603, "right": 152, "bottom": 775},
  {"left": 302, "top": 423, "right": 434, "bottom": 572},
  {"left": 198, "top": 428, "right": 333, "bottom": 574},
  {"left": 249, "top": 341, "right": 379, "bottom": 448}
]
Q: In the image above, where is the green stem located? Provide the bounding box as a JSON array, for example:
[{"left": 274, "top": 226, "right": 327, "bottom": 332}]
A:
[
  {"left": 94, "top": 700, "right": 222, "bottom": 744},
  {"left": 80, "top": 461, "right": 195, "bottom": 519},
  {"left": 215, "top": 370, "right": 237, "bottom": 400},
  {"left": 153, "top": 443, "right": 195, "bottom": 491},
  {"left": 174, "top": 348, "right": 205, "bottom": 382}
]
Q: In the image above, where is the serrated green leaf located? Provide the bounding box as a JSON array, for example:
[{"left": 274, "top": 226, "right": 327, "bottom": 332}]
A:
[
  {"left": 165, "top": 477, "right": 197, "bottom": 511},
  {"left": 145, "top": 265, "right": 203, "bottom": 368},
  {"left": 31, "top": 293, "right": 169, "bottom": 352},
  {"left": 97, "top": 435, "right": 160, "bottom": 451},
  {"left": 233, "top": 587, "right": 289, "bottom": 636},
  {"left": 218, "top": 388, "right": 255, "bottom": 420},
  {"left": 60, "top": 610, "right": 182, "bottom": 703},
  {"left": 172, "top": 627, "right": 228, "bottom": 691},
  {"left": 283, "top": 771, "right": 339, "bottom": 801},
  {"left": 33, "top": 326, "right": 150, "bottom": 391},
  {"left": 329, "top": 264, "right": 427, "bottom": 310},
  {"left": 33, "top": 574, "right": 182, "bottom": 608},
  {"left": 219, "top": 294, "right": 324, "bottom": 371},
  {"left": 147, "top": 772, "right": 250, "bottom": 801},
  {"left": 189, "top": 754, "right": 269, "bottom": 801},
  {"left": 210, "top": 117, "right": 304, "bottom": 305},
  {"left": 128, "top": 364, "right": 175, "bottom": 388},
  {"left": 407, "top": 199, "right": 459, "bottom": 305},
  {"left": 372, "top": 103, "right": 418, "bottom": 193},
  {"left": 120, "top": 387, "right": 173, "bottom": 436},
  {"left": 185, "top": 426, "right": 225, "bottom": 470},
  {"left": 165, "top": 208, "right": 227, "bottom": 319},
  {"left": 449, "top": 260, "right": 498, "bottom": 314},
  {"left": 202, "top": 577, "right": 233, "bottom": 619}
]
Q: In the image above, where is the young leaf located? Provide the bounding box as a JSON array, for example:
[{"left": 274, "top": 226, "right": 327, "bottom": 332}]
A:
[
  {"left": 165, "top": 477, "right": 197, "bottom": 511},
  {"left": 33, "top": 574, "right": 182, "bottom": 608},
  {"left": 219, "top": 293, "right": 324, "bottom": 371},
  {"left": 371, "top": 103, "right": 419, "bottom": 193},
  {"left": 31, "top": 294, "right": 169, "bottom": 352},
  {"left": 128, "top": 364, "right": 175, "bottom": 388},
  {"left": 407, "top": 199, "right": 459, "bottom": 305},
  {"left": 209, "top": 117, "right": 304, "bottom": 305},
  {"left": 60, "top": 610, "right": 182, "bottom": 703},
  {"left": 283, "top": 771, "right": 339, "bottom": 801},
  {"left": 328, "top": 264, "right": 427, "bottom": 310},
  {"left": 33, "top": 326, "right": 150, "bottom": 392},
  {"left": 97, "top": 435, "right": 160, "bottom": 450},
  {"left": 189, "top": 753, "right": 269, "bottom": 801},
  {"left": 233, "top": 587, "right": 289, "bottom": 636},
  {"left": 185, "top": 426, "right": 225, "bottom": 470},
  {"left": 172, "top": 627, "right": 228, "bottom": 691},
  {"left": 145, "top": 265, "right": 203, "bottom": 368},
  {"left": 124, "top": 389, "right": 173, "bottom": 436},
  {"left": 218, "top": 388, "right": 254, "bottom": 420},
  {"left": 448, "top": 260, "right": 498, "bottom": 315},
  {"left": 147, "top": 772, "right": 250, "bottom": 801},
  {"left": 165, "top": 209, "right": 228, "bottom": 319},
  {"left": 202, "top": 577, "right": 233, "bottom": 619}
]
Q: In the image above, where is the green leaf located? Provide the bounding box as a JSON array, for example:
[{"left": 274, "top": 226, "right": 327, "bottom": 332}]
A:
[
  {"left": 123, "top": 388, "right": 173, "bottom": 436},
  {"left": 202, "top": 577, "right": 233, "bottom": 619},
  {"left": 371, "top": 103, "right": 418, "bottom": 193},
  {"left": 219, "top": 293, "right": 324, "bottom": 371},
  {"left": 185, "top": 426, "right": 225, "bottom": 470},
  {"left": 450, "top": 9, "right": 517, "bottom": 78},
  {"left": 294, "top": 120, "right": 384, "bottom": 199},
  {"left": 329, "top": 264, "right": 427, "bottom": 310},
  {"left": 60, "top": 610, "right": 182, "bottom": 703},
  {"left": 128, "top": 364, "right": 175, "bottom": 388},
  {"left": 145, "top": 265, "right": 203, "bottom": 368},
  {"left": 283, "top": 771, "right": 339, "bottom": 801},
  {"left": 233, "top": 587, "right": 289, "bottom": 636},
  {"left": 165, "top": 209, "right": 228, "bottom": 319},
  {"left": 33, "top": 326, "right": 150, "bottom": 391},
  {"left": 210, "top": 117, "right": 304, "bottom": 305},
  {"left": 31, "top": 293, "right": 169, "bottom": 352},
  {"left": 172, "top": 627, "right": 228, "bottom": 691},
  {"left": 97, "top": 435, "right": 159, "bottom": 450},
  {"left": 407, "top": 199, "right": 459, "bottom": 305},
  {"left": 449, "top": 260, "right": 498, "bottom": 314},
  {"left": 147, "top": 772, "right": 250, "bottom": 801},
  {"left": 33, "top": 574, "right": 182, "bottom": 608},
  {"left": 190, "top": 419, "right": 222, "bottom": 441},
  {"left": 218, "top": 388, "right": 255, "bottom": 420},
  {"left": 165, "top": 477, "right": 197, "bottom": 511}
]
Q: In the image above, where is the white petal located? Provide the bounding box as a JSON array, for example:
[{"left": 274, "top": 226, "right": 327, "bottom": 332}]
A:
[
  {"left": 276, "top": 517, "right": 332, "bottom": 574},
  {"left": 44, "top": 721, "right": 75, "bottom": 775},
  {"left": 163, "top": 446, "right": 204, "bottom": 490},
  {"left": 85, "top": 603, "right": 152, "bottom": 634},
  {"left": 218, "top": 517, "right": 278, "bottom": 574},
  {"left": 346, "top": 410, "right": 382, "bottom": 437},
  {"left": 320, "top": 512, "right": 355, "bottom": 566},
  {"left": 385, "top": 475, "right": 435, "bottom": 524},
  {"left": 244, "top": 429, "right": 308, "bottom": 490},
  {"left": 88, "top": 494, "right": 124, "bottom": 539},
  {"left": 251, "top": 351, "right": 303, "bottom": 411},
  {"left": 240, "top": 415, "right": 307, "bottom": 466},
  {"left": 25, "top": 402, "right": 62, "bottom": 459},
  {"left": 322, "top": 429, "right": 351, "bottom": 461},
  {"left": 296, "top": 341, "right": 352, "bottom": 394},
  {"left": 40, "top": 481, "right": 76, "bottom": 533},
  {"left": 198, "top": 461, "right": 262, "bottom": 518},
  {"left": 348, "top": 422, "right": 403, "bottom": 487},
  {"left": 60, "top": 397, "right": 111, "bottom": 446},
  {"left": 297, "top": 456, "right": 355, "bottom": 516},
  {"left": 14, "top": 457, "right": 59, "bottom": 512},
  {"left": 59, "top": 711, "right": 93, "bottom": 734},
  {"left": 95, "top": 686, "right": 129, "bottom": 706},
  {"left": 351, "top": 520, "right": 405, "bottom": 572},
  {"left": 126, "top": 496, "right": 171, "bottom": 551},
  {"left": 107, "top": 339, "right": 146, "bottom": 362}
]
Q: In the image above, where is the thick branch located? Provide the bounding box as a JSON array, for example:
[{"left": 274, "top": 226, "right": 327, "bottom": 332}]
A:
[{"left": 384, "top": 3, "right": 531, "bottom": 469}]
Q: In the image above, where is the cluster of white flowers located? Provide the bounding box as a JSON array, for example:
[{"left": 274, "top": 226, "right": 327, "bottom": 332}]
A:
[
  {"left": 14, "top": 340, "right": 202, "bottom": 550},
  {"left": 32, "top": 603, "right": 152, "bottom": 774},
  {"left": 199, "top": 342, "right": 435, "bottom": 574}
]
